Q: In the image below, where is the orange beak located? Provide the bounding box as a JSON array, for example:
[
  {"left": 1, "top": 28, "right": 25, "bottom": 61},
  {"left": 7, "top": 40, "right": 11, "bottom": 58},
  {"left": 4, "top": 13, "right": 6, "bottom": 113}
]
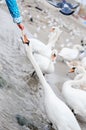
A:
[
  {"left": 51, "top": 54, "right": 57, "bottom": 61},
  {"left": 21, "top": 32, "right": 30, "bottom": 45},
  {"left": 50, "top": 27, "right": 55, "bottom": 32},
  {"left": 69, "top": 68, "right": 75, "bottom": 73},
  {"left": 23, "top": 35, "right": 30, "bottom": 43}
]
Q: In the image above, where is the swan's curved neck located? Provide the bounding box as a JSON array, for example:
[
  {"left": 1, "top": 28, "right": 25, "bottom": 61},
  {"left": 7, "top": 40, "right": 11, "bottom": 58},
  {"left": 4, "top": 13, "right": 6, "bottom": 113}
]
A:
[
  {"left": 47, "top": 31, "right": 61, "bottom": 49},
  {"left": 73, "top": 45, "right": 82, "bottom": 50},
  {"left": 63, "top": 80, "right": 79, "bottom": 89},
  {"left": 48, "top": 37, "right": 57, "bottom": 48},
  {"left": 26, "top": 45, "right": 51, "bottom": 92}
]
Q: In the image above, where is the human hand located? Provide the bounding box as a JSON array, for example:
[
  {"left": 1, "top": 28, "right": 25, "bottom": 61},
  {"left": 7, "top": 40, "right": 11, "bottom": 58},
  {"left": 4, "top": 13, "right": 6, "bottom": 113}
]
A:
[{"left": 17, "top": 23, "right": 24, "bottom": 30}]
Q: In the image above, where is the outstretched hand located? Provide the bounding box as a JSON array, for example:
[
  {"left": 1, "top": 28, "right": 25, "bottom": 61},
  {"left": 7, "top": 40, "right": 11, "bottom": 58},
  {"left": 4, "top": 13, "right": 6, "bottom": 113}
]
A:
[{"left": 17, "top": 23, "right": 30, "bottom": 45}]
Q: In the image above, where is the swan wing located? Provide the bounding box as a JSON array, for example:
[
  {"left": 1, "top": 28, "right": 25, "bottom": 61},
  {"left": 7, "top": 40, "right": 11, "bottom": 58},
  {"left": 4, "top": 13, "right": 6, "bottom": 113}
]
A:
[
  {"left": 45, "top": 91, "right": 81, "bottom": 130},
  {"left": 59, "top": 48, "right": 79, "bottom": 60}
]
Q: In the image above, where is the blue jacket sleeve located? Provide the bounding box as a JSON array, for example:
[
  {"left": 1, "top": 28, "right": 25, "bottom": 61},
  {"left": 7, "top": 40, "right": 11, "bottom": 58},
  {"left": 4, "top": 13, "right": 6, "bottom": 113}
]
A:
[{"left": 5, "top": 0, "right": 22, "bottom": 23}]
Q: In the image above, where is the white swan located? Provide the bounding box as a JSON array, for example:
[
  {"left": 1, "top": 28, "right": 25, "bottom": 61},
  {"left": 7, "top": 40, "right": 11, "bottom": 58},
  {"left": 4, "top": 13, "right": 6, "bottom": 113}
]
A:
[
  {"left": 62, "top": 79, "right": 86, "bottom": 122},
  {"left": 34, "top": 49, "right": 57, "bottom": 74},
  {"left": 69, "top": 65, "right": 86, "bottom": 90},
  {"left": 24, "top": 26, "right": 62, "bottom": 58},
  {"left": 23, "top": 26, "right": 61, "bottom": 74},
  {"left": 47, "top": 26, "right": 62, "bottom": 49},
  {"left": 58, "top": 44, "right": 84, "bottom": 61},
  {"left": 25, "top": 44, "right": 81, "bottom": 130}
]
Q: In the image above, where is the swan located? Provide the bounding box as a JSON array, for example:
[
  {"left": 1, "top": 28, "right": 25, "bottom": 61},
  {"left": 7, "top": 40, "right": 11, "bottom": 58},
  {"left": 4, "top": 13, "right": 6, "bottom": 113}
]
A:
[
  {"left": 47, "top": 26, "right": 62, "bottom": 49},
  {"left": 62, "top": 79, "right": 86, "bottom": 122},
  {"left": 25, "top": 44, "right": 81, "bottom": 130},
  {"left": 58, "top": 44, "right": 84, "bottom": 61},
  {"left": 69, "top": 65, "right": 86, "bottom": 90},
  {"left": 22, "top": 26, "right": 62, "bottom": 58},
  {"left": 33, "top": 49, "right": 57, "bottom": 74},
  {"left": 23, "top": 26, "right": 61, "bottom": 74}
]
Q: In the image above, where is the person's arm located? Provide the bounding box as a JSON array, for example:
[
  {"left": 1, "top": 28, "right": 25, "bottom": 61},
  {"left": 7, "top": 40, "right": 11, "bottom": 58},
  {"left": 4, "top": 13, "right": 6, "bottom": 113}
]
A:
[{"left": 5, "top": 0, "right": 24, "bottom": 30}]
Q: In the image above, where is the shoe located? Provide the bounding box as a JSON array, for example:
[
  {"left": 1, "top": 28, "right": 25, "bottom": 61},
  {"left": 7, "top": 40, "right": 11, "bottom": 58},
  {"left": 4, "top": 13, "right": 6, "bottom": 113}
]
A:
[{"left": 59, "top": 7, "right": 75, "bottom": 15}]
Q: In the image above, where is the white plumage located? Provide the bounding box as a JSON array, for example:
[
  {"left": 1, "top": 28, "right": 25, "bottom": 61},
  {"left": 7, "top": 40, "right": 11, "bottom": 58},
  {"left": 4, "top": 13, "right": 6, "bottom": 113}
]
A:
[
  {"left": 34, "top": 49, "right": 57, "bottom": 74},
  {"left": 58, "top": 44, "right": 84, "bottom": 61},
  {"left": 26, "top": 26, "right": 62, "bottom": 74},
  {"left": 62, "top": 78, "right": 86, "bottom": 122},
  {"left": 25, "top": 44, "right": 81, "bottom": 130},
  {"left": 29, "top": 26, "right": 62, "bottom": 58}
]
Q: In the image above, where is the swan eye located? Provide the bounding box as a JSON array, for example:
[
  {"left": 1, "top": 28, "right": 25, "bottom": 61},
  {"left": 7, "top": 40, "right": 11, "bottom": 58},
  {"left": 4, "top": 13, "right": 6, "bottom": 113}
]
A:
[
  {"left": 53, "top": 53, "right": 56, "bottom": 57},
  {"left": 72, "top": 67, "right": 76, "bottom": 70}
]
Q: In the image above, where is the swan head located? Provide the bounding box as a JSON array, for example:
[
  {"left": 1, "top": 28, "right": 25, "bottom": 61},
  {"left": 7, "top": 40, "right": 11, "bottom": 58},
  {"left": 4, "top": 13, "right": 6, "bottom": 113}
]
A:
[
  {"left": 69, "top": 65, "right": 86, "bottom": 75},
  {"left": 48, "top": 26, "right": 62, "bottom": 42},
  {"left": 51, "top": 26, "right": 62, "bottom": 35},
  {"left": 73, "top": 44, "right": 84, "bottom": 52},
  {"left": 69, "top": 66, "right": 76, "bottom": 73},
  {"left": 51, "top": 49, "right": 58, "bottom": 62}
]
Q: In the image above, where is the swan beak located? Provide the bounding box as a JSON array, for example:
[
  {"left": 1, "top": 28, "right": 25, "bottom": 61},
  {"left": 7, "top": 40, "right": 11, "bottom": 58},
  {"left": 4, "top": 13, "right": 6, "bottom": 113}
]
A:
[
  {"left": 51, "top": 54, "right": 57, "bottom": 61},
  {"left": 21, "top": 33, "right": 30, "bottom": 45},
  {"left": 50, "top": 27, "right": 55, "bottom": 32},
  {"left": 69, "top": 68, "right": 75, "bottom": 73}
]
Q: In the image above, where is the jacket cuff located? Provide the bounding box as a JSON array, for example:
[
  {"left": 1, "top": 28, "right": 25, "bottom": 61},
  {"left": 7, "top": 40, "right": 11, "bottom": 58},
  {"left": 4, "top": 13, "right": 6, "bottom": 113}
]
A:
[{"left": 13, "top": 16, "right": 22, "bottom": 24}]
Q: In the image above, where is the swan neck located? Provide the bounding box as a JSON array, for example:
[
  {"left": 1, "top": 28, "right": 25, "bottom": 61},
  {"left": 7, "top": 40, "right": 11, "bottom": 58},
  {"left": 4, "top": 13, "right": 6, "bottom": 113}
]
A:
[
  {"left": 63, "top": 80, "right": 77, "bottom": 89},
  {"left": 47, "top": 39, "right": 57, "bottom": 49},
  {"left": 63, "top": 80, "right": 81, "bottom": 91},
  {"left": 73, "top": 45, "right": 81, "bottom": 50},
  {"left": 26, "top": 45, "right": 49, "bottom": 91},
  {"left": 47, "top": 32, "right": 60, "bottom": 48}
]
